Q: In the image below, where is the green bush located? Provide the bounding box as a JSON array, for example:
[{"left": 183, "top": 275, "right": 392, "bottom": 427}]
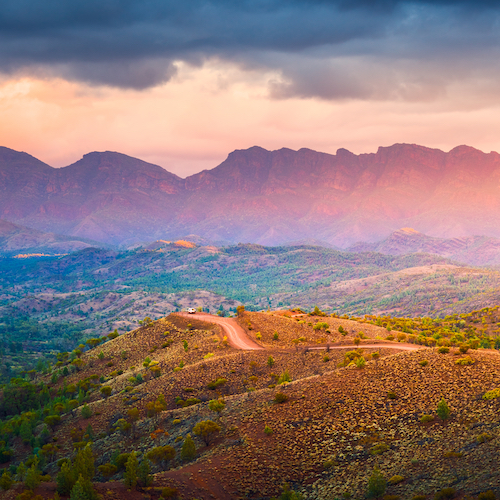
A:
[
  {"left": 369, "top": 442, "right": 389, "bottom": 455},
  {"left": 434, "top": 488, "right": 455, "bottom": 500},
  {"left": 436, "top": 398, "right": 450, "bottom": 420},
  {"left": 387, "top": 475, "right": 404, "bottom": 485},
  {"left": 483, "top": 388, "right": 500, "bottom": 400},
  {"left": 437, "top": 347, "right": 449, "bottom": 354},
  {"left": 478, "top": 491, "right": 496, "bottom": 500},
  {"left": 476, "top": 432, "right": 493, "bottom": 444},
  {"left": 420, "top": 414, "right": 434, "bottom": 424},
  {"left": 274, "top": 392, "right": 288, "bottom": 404},
  {"left": 455, "top": 356, "right": 474, "bottom": 366}
]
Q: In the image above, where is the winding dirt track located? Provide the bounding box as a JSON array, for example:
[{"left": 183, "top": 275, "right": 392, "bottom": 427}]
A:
[{"left": 176, "top": 312, "right": 422, "bottom": 352}]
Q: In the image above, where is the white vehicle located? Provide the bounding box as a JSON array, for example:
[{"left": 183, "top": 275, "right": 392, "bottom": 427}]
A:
[{"left": 187, "top": 307, "right": 196, "bottom": 314}]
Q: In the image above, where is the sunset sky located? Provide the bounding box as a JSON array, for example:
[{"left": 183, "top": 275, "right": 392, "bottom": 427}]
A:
[{"left": 2, "top": 0, "right": 500, "bottom": 177}]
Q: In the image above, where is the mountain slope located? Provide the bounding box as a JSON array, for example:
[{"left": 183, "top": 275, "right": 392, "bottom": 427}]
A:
[{"left": 2, "top": 143, "right": 500, "bottom": 246}]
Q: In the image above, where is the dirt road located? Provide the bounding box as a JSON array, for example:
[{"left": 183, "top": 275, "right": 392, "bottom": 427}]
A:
[
  {"left": 177, "top": 312, "right": 263, "bottom": 350},
  {"left": 176, "top": 312, "right": 423, "bottom": 352}
]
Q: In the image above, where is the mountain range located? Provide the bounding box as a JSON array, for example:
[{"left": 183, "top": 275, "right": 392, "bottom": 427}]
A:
[{"left": 2, "top": 143, "right": 500, "bottom": 247}]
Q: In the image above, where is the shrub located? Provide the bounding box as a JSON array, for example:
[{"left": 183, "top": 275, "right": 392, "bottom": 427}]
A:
[
  {"left": 458, "top": 343, "right": 469, "bottom": 354},
  {"left": 436, "top": 398, "right": 450, "bottom": 421},
  {"left": 274, "top": 392, "right": 288, "bottom": 404},
  {"left": 97, "top": 463, "right": 117, "bottom": 478},
  {"left": 412, "top": 496, "right": 427, "bottom": 500},
  {"left": 444, "top": 451, "right": 462, "bottom": 458},
  {"left": 434, "top": 488, "right": 455, "bottom": 500},
  {"left": 387, "top": 475, "right": 404, "bottom": 485},
  {"left": 44, "top": 415, "right": 61, "bottom": 428},
  {"left": 483, "top": 388, "right": 500, "bottom": 400},
  {"left": 476, "top": 432, "right": 493, "bottom": 444},
  {"left": 273, "top": 332, "right": 279, "bottom": 340},
  {"left": 207, "top": 378, "right": 227, "bottom": 390},
  {"left": 100, "top": 386, "right": 112, "bottom": 398},
  {"left": 367, "top": 467, "right": 386, "bottom": 498},
  {"left": 419, "top": 360, "right": 429, "bottom": 367},
  {"left": 161, "top": 486, "right": 179, "bottom": 499},
  {"left": 455, "top": 356, "right": 474, "bottom": 366},
  {"left": 145, "top": 446, "right": 176, "bottom": 466},
  {"left": 369, "top": 442, "right": 389, "bottom": 455},
  {"left": 208, "top": 399, "right": 226, "bottom": 413},
  {"left": 264, "top": 425, "right": 273, "bottom": 435},
  {"left": 387, "top": 390, "right": 397, "bottom": 400},
  {"left": 193, "top": 420, "right": 221, "bottom": 446},
  {"left": 478, "top": 491, "right": 496, "bottom": 500},
  {"left": 420, "top": 414, "right": 434, "bottom": 424},
  {"left": 115, "top": 453, "right": 131, "bottom": 470},
  {"left": 355, "top": 356, "right": 366, "bottom": 368},
  {"left": 204, "top": 352, "right": 214, "bottom": 359}
]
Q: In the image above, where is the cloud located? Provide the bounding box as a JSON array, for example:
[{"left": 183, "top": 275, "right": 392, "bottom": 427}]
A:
[{"left": 0, "top": 0, "right": 500, "bottom": 97}]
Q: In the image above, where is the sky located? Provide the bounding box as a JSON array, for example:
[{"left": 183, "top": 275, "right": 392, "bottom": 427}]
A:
[{"left": 2, "top": 0, "right": 500, "bottom": 177}]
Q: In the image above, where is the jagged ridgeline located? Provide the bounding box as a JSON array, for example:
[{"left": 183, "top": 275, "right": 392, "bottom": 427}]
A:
[{"left": 0, "top": 309, "right": 499, "bottom": 498}]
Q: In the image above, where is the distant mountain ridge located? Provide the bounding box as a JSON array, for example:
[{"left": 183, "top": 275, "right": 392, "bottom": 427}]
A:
[
  {"left": 2, "top": 143, "right": 500, "bottom": 247},
  {"left": 349, "top": 228, "right": 500, "bottom": 266},
  {"left": 0, "top": 219, "right": 101, "bottom": 256}
]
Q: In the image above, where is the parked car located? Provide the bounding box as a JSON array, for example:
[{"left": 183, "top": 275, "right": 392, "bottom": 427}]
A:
[{"left": 187, "top": 308, "right": 196, "bottom": 314}]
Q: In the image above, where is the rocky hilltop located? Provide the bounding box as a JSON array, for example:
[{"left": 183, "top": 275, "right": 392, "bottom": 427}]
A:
[{"left": 1, "top": 143, "right": 500, "bottom": 246}]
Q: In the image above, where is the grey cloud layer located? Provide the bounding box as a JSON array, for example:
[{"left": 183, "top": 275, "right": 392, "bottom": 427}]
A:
[{"left": 1, "top": 0, "right": 500, "bottom": 98}]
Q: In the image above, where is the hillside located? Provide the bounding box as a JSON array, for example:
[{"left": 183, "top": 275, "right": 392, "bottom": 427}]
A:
[
  {"left": 1, "top": 311, "right": 500, "bottom": 499},
  {"left": 349, "top": 228, "right": 500, "bottom": 266},
  {"left": 3, "top": 144, "right": 500, "bottom": 247},
  {"left": 1, "top": 244, "right": 490, "bottom": 336}
]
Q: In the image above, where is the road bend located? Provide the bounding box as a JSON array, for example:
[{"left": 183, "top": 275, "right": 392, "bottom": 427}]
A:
[{"left": 175, "top": 312, "right": 422, "bottom": 352}]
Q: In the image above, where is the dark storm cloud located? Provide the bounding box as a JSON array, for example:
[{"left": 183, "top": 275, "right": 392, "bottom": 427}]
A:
[{"left": 1, "top": 0, "right": 500, "bottom": 96}]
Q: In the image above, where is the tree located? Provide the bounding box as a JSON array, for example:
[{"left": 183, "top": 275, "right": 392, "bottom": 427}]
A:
[
  {"left": 19, "top": 418, "right": 32, "bottom": 444},
  {"left": 70, "top": 473, "right": 96, "bottom": 500},
  {"left": 145, "top": 446, "right": 175, "bottom": 468},
  {"left": 267, "top": 356, "right": 275, "bottom": 368},
  {"left": 181, "top": 434, "right": 196, "bottom": 462},
  {"left": 193, "top": 420, "right": 220, "bottom": 446},
  {"left": 124, "top": 452, "right": 138, "bottom": 489},
  {"left": 81, "top": 404, "right": 92, "bottom": 419},
  {"left": 236, "top": 305, "right": 245, "bottom": 316},
  {"left": 437, "top": 397, "right": 451, "bottom": 421},
  {"left": 367, "top": 467, "right": 386, "bottom": 498},
  {"left": 0, "top": 470, "right": 13, "bottom": 491},
  {"left": 24, "top": 462, "right": 41, "bottom": 491},
  {"left": 57, "top": 461, "right": 77, "bottom": 495},
  {"left": 74, "top": 444, "right": 95, "bottom": 481},
  {"left": 138, "top": 458, "right": 153, "bottom": 487}
]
